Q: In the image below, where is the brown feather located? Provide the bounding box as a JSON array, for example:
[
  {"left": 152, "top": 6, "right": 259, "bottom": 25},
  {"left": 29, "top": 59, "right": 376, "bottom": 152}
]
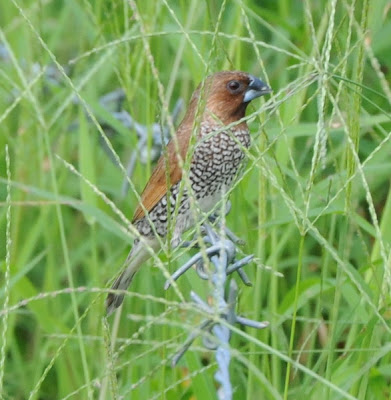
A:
[
  {"left": 132, "top": 122, "right": 192, "bottom": 222},
  {"left": 132, "top": 71, "right": 254, "bottom": 222}
]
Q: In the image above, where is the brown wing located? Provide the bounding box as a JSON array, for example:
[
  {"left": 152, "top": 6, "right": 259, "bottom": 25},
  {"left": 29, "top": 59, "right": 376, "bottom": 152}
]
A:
[{"left": 132, "top": 124, "right": 193, "bottom": 222}]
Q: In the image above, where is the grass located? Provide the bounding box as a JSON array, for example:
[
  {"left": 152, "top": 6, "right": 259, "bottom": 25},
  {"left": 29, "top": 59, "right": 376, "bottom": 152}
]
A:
[{"left": 1, "top": 0, "right": 391, "bottom": 399}]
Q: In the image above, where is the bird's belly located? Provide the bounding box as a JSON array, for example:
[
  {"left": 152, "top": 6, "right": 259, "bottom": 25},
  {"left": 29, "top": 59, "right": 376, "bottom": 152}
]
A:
[{"left": 196, "top": 189, "right": 223, "bottom": 213}]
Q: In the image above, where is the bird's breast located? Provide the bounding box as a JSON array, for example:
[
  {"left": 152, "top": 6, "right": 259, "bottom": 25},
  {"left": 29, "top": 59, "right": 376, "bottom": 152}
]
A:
[
  {"left": 193, "top": 123, "right": 250, "bottom": 171},
  {"left": 188, "top": 124, "right": 250, "bottom": 210}
]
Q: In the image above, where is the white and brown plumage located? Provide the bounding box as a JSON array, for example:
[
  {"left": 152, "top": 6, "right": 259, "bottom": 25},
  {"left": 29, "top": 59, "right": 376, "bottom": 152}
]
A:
[{"left": 107, "top": 71, "right": 271, "bottom": 314}]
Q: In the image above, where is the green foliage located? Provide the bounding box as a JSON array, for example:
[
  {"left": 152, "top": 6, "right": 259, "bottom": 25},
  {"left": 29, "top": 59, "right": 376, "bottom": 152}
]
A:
[{"left": 1, "top": 0, "right": 391, "bottom": 399}]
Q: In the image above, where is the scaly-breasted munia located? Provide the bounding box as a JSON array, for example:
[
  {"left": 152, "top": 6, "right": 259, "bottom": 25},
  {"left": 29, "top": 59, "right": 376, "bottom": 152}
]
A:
[{"left": 107, "top": 71, "right": 271, "bottom": 314}]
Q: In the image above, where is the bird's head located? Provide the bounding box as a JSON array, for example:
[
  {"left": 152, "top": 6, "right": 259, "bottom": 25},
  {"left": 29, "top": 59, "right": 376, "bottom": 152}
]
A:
[{"left": 189, "top": 71, "right": 271, "bottom": 125}]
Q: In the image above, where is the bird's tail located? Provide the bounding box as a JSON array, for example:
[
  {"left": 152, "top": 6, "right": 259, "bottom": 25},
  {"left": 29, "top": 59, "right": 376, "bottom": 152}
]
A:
[{"left": 106, "top": 238, "right": 158, "bottom": 315}]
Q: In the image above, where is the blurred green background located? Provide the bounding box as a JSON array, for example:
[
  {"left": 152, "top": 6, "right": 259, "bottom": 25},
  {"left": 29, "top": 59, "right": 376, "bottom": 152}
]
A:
[{"left": 1, "top": 0, "right": 391, "bottom": 399}]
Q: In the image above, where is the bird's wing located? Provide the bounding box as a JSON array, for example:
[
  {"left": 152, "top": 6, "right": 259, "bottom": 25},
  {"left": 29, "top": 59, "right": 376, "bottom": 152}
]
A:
[{"left": 132, "top": 125, "right": 192, "bottom": 223}]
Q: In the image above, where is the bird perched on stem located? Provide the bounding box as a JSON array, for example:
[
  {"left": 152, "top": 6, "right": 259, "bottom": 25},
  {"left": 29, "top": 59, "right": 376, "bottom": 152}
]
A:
[{"left": 107, "top": 71, "right": 271, "bottom": 315}]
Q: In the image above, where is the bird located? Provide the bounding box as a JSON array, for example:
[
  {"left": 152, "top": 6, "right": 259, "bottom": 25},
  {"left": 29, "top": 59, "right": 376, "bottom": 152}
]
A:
[{"left": 106, "top": 70, "right": 271, "bottom": 315}]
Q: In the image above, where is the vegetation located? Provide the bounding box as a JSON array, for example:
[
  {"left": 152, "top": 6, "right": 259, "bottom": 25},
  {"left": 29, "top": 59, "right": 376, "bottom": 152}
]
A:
[{"left": 1, "top": 0, "right": 390, "bottom": 399}]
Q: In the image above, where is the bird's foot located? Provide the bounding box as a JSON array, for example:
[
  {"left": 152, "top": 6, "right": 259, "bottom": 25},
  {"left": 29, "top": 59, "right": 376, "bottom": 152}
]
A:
[
  {"left": 164, "top": 223, "right": 254, "bottom": 289},
  {"left": 170, "top": 235, "right": 181, "bottom": 249}
]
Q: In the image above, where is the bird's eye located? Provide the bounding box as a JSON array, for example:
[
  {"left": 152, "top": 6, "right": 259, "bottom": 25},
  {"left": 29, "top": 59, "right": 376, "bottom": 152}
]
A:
[{"left": 227, "top": 80, "right": 241, "bottom": 93}]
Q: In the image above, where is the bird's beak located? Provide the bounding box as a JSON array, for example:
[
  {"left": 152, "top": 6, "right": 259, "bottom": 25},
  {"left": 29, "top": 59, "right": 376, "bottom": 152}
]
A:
[{"left": 243, "top": 75, "right": 272, "bottom": 103}]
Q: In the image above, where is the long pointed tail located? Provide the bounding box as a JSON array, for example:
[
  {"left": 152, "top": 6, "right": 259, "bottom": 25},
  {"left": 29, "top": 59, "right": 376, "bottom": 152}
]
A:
[{"left": 106, "top": 238, "right": 158, "bottom": 315}]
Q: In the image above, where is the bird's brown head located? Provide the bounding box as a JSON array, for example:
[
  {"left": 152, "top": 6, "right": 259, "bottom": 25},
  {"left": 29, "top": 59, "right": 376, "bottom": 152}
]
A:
[{"left": 189, "top": 71, "right": 271, "bottom": 125}]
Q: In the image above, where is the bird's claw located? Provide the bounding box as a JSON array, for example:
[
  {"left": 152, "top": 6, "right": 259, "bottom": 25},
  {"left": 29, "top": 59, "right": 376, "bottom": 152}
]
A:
[{"left": 164, "top": 233, "right": 253, "bottom": 289}]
